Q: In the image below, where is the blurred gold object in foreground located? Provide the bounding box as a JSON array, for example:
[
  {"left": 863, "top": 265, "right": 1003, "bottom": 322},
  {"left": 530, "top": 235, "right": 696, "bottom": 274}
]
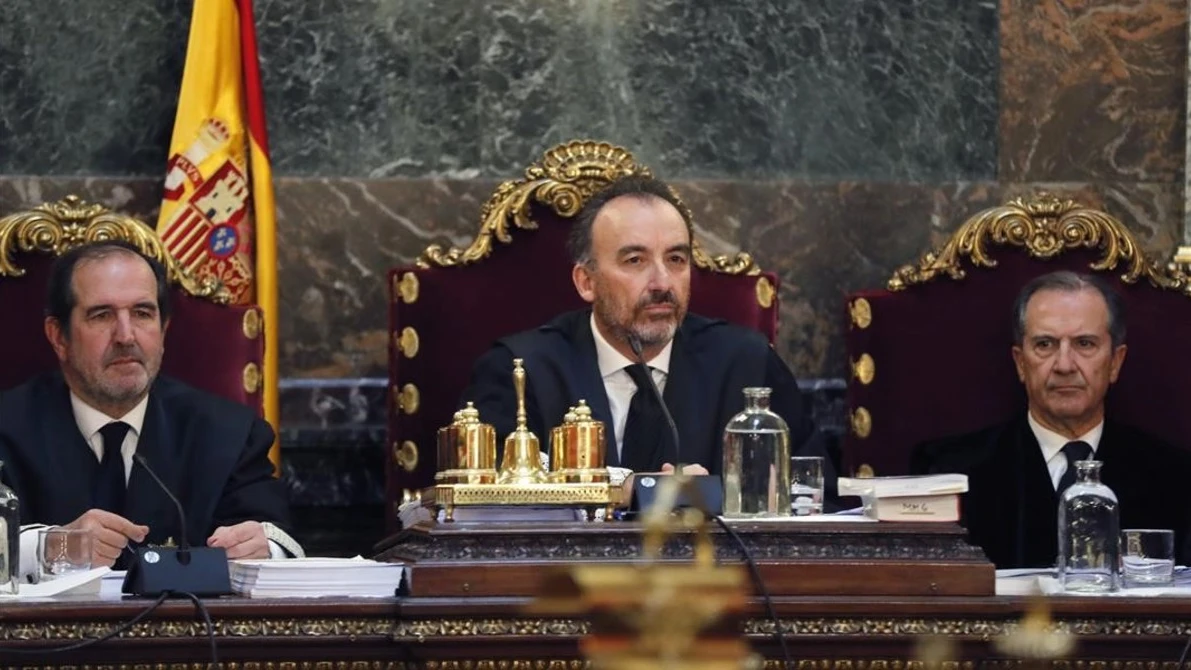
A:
[
  {"left": 995, "top": 598, "right": 1075, "bottom": 660},
  {"left": 531, "top": 475, "right": 754, "bottom": 670}
]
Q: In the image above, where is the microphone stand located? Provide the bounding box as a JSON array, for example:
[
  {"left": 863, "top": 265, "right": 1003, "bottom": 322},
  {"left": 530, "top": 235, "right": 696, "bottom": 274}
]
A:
[
  {"left": 122, "top": 454, "right": 233, "bottom": 597},
  {"left": 626, "top": 334, "right": 683, "bottom": 472},
  {"left": 626, "top": 334, "right": 722, "bottom": 515}
]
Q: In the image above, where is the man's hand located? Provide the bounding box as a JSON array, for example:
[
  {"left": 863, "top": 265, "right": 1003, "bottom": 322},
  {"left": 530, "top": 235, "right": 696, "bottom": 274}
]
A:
[
  {"left": 661, "top": 463, "right": 710, "bottom": 475},
  {"left": 207, "top": 521, "right": 269, "bottom": 559},
  {"left": 63, "top": 509, "right": 149, "bottom": 567}
]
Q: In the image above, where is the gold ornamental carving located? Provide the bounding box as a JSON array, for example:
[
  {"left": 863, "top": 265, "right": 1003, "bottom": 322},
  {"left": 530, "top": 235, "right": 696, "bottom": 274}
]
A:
[
  {"left": 395, "top": 440, "right": 419, "bottom": 472},
  {"left": 242, "top": 363, "right": 261, "bottom": 394},
  {"left": 395, "top": 383, "right": 421, "bottom": 415},
  {"left": 888, "top": 192, "right": 1191, "bottom": 295},
  {"left": 851, "top": 353, "right": 875, "bottom": 385},
  {"left": 396, "top": 326, "right": 420, "bottom": 359},
  {"left": 849, "top": 298, "right": 872, "bottom": 329},
  {"left": 395, "top": 272, "right": 420, "bottom": 304},
  {"left": 0, "top": 664, "right": 406, "bottom": 670},
  {"left": 7, "top": 613, "right": 1191, "bottom": 644},
  {"left": 242, "top": 308, "right": 262, "bottom": 339},
  {"left": 416, "top": 140, "right": 760, "bottom": 275},
  {"left": 851, "top": 407, "right": 872, "bottom": 439},
  {"left": 0, "top": 616, "right": 396, "bottom": 641},
  {"left": 0, "top": 195, "right": 229, "bottom": 303},
  {"left": 755, "top": 276, "right": 775, "bottom": 308}
]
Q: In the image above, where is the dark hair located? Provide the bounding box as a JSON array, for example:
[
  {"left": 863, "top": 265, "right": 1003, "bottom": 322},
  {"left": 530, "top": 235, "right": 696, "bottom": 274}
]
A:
[
  {"left": 566, "top": 174, "right": 694, "bottom": 265},
  {"left": 46, "top": 240, "right": 172, "bottom": 336},
  {"left": 1012, "top": 270, "right": 1126, "bottom": 347}
]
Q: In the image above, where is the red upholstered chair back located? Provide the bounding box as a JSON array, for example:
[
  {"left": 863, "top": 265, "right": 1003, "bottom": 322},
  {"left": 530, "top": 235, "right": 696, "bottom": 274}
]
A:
[
  {"left": 843, "top": 194, "right": 1191, "bottom": 477},
  {"left": 387, "top": 140, "right": 780, "bottom": 526},
  {"left": 0, "top": 197, "right": 265, "bottom": 411}
]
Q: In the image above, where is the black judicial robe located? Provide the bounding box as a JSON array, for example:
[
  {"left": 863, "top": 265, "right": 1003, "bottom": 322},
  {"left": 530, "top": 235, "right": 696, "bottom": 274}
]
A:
[
  {"left": 0, "top": 372, "right": 291, "bottom": 548},
  {"left": 912, "top": 415, "right": 1191, "bottom": 568},
  {"left": 462, "top": 309, "right": 835, "bottom": 486}
]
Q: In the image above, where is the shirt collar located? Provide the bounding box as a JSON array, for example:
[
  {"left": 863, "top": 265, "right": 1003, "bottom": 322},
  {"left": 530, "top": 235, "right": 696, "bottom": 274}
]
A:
[
  {"left": 590, "top": 313, "right": 673, "bottom": 379},
  {"left": 1028, "top": 411, "right": 1103, "bottom": 463},
  {"left": 71, "top": 392, "right": 149, "bottom": 442}
]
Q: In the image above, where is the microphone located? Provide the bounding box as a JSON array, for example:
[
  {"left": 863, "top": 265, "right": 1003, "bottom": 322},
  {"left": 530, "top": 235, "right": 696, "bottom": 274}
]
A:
[
  {"left": 133, "top": 453, "right": 190, "bottom": 554},
  {"left": 121, "top": 454, "right": 232, "bottom": 598},
  {"left": 626, "top": 334, "right": 683, "bottom": 470},
  {"left": 625, "top": 334, "right": 722, "bottom": 515}
]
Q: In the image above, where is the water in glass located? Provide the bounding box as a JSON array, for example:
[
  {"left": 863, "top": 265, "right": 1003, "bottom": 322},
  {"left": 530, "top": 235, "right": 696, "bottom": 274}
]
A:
[{"left": 722, "top": 388, "right": 790, "bottom": 518}]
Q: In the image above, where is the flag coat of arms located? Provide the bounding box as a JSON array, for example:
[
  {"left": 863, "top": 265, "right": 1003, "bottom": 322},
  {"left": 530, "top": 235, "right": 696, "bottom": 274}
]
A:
[{"left": 158, "top": 0, "right": 281, "bottom": 467}]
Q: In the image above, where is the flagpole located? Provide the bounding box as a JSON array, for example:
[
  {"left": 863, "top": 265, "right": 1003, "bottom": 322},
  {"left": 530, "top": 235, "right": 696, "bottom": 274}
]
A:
[{"left": 238, "top": 0, "right": 282, "bottom": 472}]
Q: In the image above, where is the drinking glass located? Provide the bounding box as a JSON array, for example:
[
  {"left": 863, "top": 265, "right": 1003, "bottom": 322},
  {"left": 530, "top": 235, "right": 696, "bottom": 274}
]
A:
[
  {"left": 790, "top": 456, "right": 824, "bottom": 516},
  {"left": 37, "top": 528, "right": 92, "bottom": 582},
  {"left": 1121, "top": 528, "right": 1174, "bottom": 586}
]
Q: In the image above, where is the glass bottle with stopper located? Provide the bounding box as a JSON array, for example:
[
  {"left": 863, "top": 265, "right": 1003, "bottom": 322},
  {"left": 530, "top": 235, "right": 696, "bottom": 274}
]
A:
[
  {"left": 721, "top": 387, "right": 791, "bottom": 518},
  {"left": 496, "top": 358, "right": 549, "bottom": 485},
  {"left": 1058, "top": 459, "right": 1119, "bottom": 593},
  {"left": 0, "top": 462, "right": 18, "bottom": 594}
]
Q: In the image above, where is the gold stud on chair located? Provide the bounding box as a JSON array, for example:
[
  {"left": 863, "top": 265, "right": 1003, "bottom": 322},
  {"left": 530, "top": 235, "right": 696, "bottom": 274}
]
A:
[
  {"left": 241, "top": 309, "right": 261, "bottom": 339},
  {"left": 754, "top": 276, "right": 775, "bottom": 309},
  {"left": 851, "top": 407, "right": 872, "bottom": 439},
  {"left": 395, "top": 327, "right": 420, "bottom": 359},
  {"left": 395, "top": 272, "right": 419, "bottom": 304},
  {"left": 394, "top": 441, "right": 419, "bottom": 472},
  {"left": 394, "top": 383, "right": 420, "bottom": 415},
  {"left": 851, "top": 353, "right": 875, "bottom": 385},
  {"left": 242, "top": 363, "right": 261, "bottom": 394},
  {"left": 849, "top": 298, "right": 872, "bottom": 329}
]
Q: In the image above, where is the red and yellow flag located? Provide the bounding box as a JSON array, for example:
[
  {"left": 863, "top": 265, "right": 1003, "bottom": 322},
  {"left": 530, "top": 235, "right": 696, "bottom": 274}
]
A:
[{"left": 157, "top": 0, "right": 281, "bottom": 469}]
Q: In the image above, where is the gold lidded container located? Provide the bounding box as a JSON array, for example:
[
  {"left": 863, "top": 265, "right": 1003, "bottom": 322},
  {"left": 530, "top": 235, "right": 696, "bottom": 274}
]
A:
[
  {"left": 549, "top": 407, "right": 580, "bottom": 482},
  {"left": 551, "top": 400, "right": 607, "bottom": 484},
  {"left": 435, "top": 401, "right": 496, "bottom": 485}
]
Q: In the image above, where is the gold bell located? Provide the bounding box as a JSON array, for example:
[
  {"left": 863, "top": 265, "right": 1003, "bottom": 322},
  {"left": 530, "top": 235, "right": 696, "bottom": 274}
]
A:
[{"left": 497, "top": 359, "right": 549, "bottom": 485}]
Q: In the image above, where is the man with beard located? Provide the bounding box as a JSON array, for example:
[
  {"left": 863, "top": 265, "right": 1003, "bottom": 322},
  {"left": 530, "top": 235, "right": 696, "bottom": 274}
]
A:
[
  {"left": 912, "top": 271, "right": 1191, "bottom": 568},
  {"left": 463, "top": 175, "right": 834, "bottom": 481},
  {"left": 0, "top": 241, "right": 301, "bottom": 578}
]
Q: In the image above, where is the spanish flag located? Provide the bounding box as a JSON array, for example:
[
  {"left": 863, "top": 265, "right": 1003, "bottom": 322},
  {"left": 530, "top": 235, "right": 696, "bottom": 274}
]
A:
[{"left": 157, "top": 0, "right": 281, "bottom": 469}]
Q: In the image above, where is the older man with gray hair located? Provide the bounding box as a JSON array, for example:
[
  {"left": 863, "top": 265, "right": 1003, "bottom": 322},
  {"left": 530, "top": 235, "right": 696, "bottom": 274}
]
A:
[{"left": 912, "top": 270, "right": 1191, "bottom": 568}]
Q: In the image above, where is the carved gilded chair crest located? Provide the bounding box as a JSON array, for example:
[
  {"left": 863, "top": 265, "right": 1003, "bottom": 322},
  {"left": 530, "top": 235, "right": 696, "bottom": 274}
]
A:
[
  {"left": 0, "top": 195, "right": 229, "bottom": 303},
  {"left": 417, "top": 139, "right": 760, "bottom": 275},
  {"left": 887, "top": 193, "right": 1191, "bottom": 296}
]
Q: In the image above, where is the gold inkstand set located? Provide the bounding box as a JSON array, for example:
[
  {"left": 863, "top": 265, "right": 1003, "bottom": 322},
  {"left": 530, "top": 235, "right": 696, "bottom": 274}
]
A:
[{"left": 431, "top": 359, "right": 624, "bottom": 521}]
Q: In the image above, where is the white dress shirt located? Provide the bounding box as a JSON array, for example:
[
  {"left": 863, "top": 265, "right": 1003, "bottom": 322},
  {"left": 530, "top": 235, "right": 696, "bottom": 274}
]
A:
[
  {"left": 590, "top": 315, "right": 672, "bottom": 460},
  {"left": 19, "top": 392, "right": 287, "bottom": 579},
  {"left": 1027, "top": 412, "right": 1104, "bottom": 490}
]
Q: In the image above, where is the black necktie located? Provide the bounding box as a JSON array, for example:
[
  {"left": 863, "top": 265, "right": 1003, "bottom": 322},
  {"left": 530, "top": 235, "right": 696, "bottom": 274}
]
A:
[
  {"left": 1056, "top": 440, "right": 1094, "bottom": 495},
  {"left": 94, "top": 421, "right": 131, "bottom": 514},
  {"left": 621, "top": 365, "right": 667, "bottom": 473}
]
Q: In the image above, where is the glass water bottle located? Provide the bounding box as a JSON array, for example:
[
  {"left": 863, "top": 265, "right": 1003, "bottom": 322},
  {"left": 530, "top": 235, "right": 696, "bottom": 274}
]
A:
[
  {"left": 0, "top": 462, "right": 19, "bottom": 594},
  {"left": 1058, "top": 460, "right": 1119, "bottom": 593},
  {"left": 722, "top": 387, "right": 791, "bottom": 518}
]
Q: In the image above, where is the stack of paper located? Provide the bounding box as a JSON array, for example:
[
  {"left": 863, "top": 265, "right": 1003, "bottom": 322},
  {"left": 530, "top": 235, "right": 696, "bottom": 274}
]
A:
[
  {"left": 837, "top": 474, "right": 969, "bottom": 497},
  {"left": 229, "top": 557, "right": 405, "bottom": 598}
]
